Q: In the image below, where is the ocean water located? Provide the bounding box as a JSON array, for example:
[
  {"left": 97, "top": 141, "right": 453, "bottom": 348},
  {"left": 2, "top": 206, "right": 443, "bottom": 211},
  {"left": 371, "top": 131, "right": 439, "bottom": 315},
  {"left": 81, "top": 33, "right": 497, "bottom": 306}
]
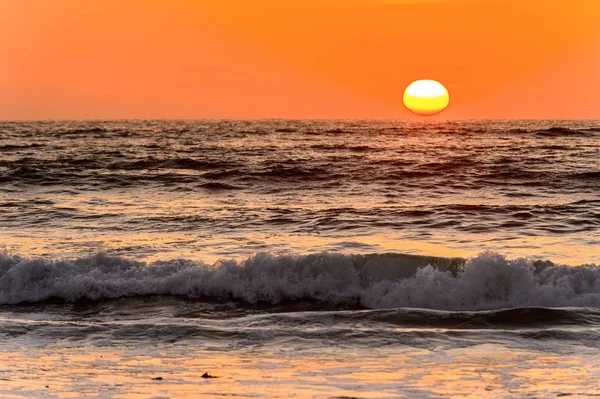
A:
[{"left": 1, "top": 120, "right": 600, "bottom": 398}]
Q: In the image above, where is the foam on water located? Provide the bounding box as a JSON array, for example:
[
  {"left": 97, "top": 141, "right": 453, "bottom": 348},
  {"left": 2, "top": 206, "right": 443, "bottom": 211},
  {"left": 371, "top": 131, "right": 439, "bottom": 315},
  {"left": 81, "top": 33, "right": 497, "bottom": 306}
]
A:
[{"left": 1, "top": 250, "right": 599, "bottom": 310}]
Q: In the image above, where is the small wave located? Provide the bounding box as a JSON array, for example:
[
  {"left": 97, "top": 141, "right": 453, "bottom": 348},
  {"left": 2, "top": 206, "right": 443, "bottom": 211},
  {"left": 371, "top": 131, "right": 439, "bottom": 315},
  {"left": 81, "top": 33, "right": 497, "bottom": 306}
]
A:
[
  {"left": 0, "top": 144, "right": 45, "bottom": 151},
  {"left": 57, "top": 127, "right": 110, "bottom": 135},
  {"left": 385, "top": 171, "right": 435, "bottom": 179},
  {"left": 506, "top": 126, "right": 597, "bottom": 137},
  {"left": 0, "top": 165, "right": 48, "bottom": 183},
  {"left": 310, "top": 144, "right": 342, "bottom": 151},
  {"left": 348, "top": 145, "right": 379, "bottom": 152},
  {"left": 0, "top": 251, "right": 599, "bottom": 310},
  {"left": 108, "top": 158, "right": 235, "bottom": 171},
  {"left": 309, "top": 144, "right": 379, "bottom": 152},
  {"left": 201, "top": 170, "right": 241, "bottom": 180},
  {"left": 336, "top": 307, "right": 600, "bottom": 328},
  {"left": 420, "top": 159, "right": 476, "bottom": 171},
  {"left": 571, "top": 199, "right": 600, "bottom": 206},
  {"left": 572, "top": 171, "right": 600, "bottom": 180},
  {"left": 253, "top": 166, "right": 334, "bottom": 180},
  {"left": 199, "top": 182, "right": 243, "bottom": 191},
  {"left": 535, "top": 127, "right": 593, "bottom": 137},
  {"left": 324, "top": 128, "right": 351, "bottom": 134},
  {"left": 275, "top": 128, "right": 297, "bottom": 133},
  {"left": 539, "top": 145, "right": 573, "bottom": 151}
]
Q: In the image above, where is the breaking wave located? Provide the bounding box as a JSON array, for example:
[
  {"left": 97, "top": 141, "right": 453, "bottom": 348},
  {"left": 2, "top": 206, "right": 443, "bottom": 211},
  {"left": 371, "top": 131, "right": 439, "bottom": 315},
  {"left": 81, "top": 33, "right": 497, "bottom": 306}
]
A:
[{"left": 1, "top": 251, "right": 599, "bottom": 310}]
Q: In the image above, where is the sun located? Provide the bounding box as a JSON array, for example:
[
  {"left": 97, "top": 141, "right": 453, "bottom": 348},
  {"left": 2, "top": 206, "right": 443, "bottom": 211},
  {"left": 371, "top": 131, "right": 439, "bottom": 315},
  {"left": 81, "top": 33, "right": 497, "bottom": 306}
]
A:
[{"left": 403, "top": 80, "right": 450, "bottom": 116}]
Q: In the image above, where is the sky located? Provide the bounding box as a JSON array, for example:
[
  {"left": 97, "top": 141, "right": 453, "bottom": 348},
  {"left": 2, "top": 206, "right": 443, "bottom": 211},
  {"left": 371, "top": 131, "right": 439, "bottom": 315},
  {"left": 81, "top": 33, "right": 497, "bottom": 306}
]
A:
[{"left": 1, "top": 0, "right": 599, "bottom": 120}]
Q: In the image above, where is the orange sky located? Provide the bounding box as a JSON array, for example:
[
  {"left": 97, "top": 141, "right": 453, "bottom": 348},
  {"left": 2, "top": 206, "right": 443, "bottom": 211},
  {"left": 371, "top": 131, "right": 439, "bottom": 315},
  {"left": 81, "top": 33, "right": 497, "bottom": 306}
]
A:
[{"left": 1, "top": 0, "right": 599, "bottom": 120}]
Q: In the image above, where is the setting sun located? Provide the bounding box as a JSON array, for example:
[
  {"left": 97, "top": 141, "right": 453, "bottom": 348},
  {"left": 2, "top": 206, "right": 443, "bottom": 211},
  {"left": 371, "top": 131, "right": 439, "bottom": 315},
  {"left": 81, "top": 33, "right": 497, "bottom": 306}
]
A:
[{"left": 403, "top": 80, "right": 450, "bottom": 116}]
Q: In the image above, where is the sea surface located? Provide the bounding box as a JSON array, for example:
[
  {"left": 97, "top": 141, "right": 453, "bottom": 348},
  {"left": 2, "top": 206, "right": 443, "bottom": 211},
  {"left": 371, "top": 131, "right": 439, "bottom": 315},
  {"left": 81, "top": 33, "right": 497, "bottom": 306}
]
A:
[{"left": 1, "top": 120, "right": 600, "bottom": 398}]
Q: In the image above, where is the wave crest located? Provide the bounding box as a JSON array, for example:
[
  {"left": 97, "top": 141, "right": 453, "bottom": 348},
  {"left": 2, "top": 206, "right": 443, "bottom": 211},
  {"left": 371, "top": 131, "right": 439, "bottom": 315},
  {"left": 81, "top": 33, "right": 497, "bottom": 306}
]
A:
[{"left": 0, "top": 251, "right": 599, "bottom": 309}]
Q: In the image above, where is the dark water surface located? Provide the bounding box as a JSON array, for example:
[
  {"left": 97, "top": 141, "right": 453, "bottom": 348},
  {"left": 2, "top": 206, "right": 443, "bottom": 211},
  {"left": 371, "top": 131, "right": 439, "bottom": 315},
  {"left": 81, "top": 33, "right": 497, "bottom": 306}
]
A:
[{"left": 1, "top": 120, "right": 598, "bottom": 266}]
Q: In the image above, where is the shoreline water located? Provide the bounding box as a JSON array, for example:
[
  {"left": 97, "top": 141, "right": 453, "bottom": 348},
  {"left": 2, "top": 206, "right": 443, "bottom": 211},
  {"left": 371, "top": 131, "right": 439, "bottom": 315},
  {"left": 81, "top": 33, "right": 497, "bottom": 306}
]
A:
[{"left": 2, "top": 345, "right": 600, "bottom": 398}]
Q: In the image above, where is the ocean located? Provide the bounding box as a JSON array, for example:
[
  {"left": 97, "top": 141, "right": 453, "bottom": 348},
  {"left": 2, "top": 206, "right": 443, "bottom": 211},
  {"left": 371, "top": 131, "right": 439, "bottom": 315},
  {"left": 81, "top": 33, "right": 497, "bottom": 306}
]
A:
[{"left": 1, "top": 120, "right": 599, "bottom": 398}]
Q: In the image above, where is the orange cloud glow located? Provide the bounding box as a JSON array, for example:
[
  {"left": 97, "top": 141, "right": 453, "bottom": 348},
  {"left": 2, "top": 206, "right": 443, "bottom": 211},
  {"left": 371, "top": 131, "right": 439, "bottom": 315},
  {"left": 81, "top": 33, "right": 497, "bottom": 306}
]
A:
[{"left": 1, "top": 0, "right": 598, "bottom": 120}]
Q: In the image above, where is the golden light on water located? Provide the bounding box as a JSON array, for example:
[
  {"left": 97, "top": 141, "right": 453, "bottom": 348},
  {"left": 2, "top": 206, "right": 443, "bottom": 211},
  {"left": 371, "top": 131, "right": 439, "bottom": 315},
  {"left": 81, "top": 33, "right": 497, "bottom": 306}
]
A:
[
  {"left": 2, "top": 346, "right": 599, "bottom": 397},
  {"left": 403, "top": 80, "right": 450, "bottom": 116}
]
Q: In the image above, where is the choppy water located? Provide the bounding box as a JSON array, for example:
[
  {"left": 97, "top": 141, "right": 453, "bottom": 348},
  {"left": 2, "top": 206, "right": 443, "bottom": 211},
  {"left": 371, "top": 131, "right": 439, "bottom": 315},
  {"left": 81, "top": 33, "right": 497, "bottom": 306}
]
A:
[
  {"left": 1, "top": 120, "right": 599, "bottom": 265},
  {"left": 1, "top": 120, "right": 600, "bottom": 397}
]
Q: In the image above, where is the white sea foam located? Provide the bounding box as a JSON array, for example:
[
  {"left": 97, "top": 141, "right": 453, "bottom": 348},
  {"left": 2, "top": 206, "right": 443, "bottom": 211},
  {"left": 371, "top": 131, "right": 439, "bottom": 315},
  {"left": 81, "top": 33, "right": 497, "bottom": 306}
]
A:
[{"left": 0, "top": 251, "right": 599, "bottom": 310}]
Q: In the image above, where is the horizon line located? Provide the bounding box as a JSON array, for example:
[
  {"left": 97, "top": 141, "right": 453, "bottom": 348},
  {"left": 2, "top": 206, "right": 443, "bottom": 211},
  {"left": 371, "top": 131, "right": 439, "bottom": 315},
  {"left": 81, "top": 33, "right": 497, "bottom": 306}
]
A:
[{"left": 2, "top": 117, "right": 599, "bottom": 123}]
